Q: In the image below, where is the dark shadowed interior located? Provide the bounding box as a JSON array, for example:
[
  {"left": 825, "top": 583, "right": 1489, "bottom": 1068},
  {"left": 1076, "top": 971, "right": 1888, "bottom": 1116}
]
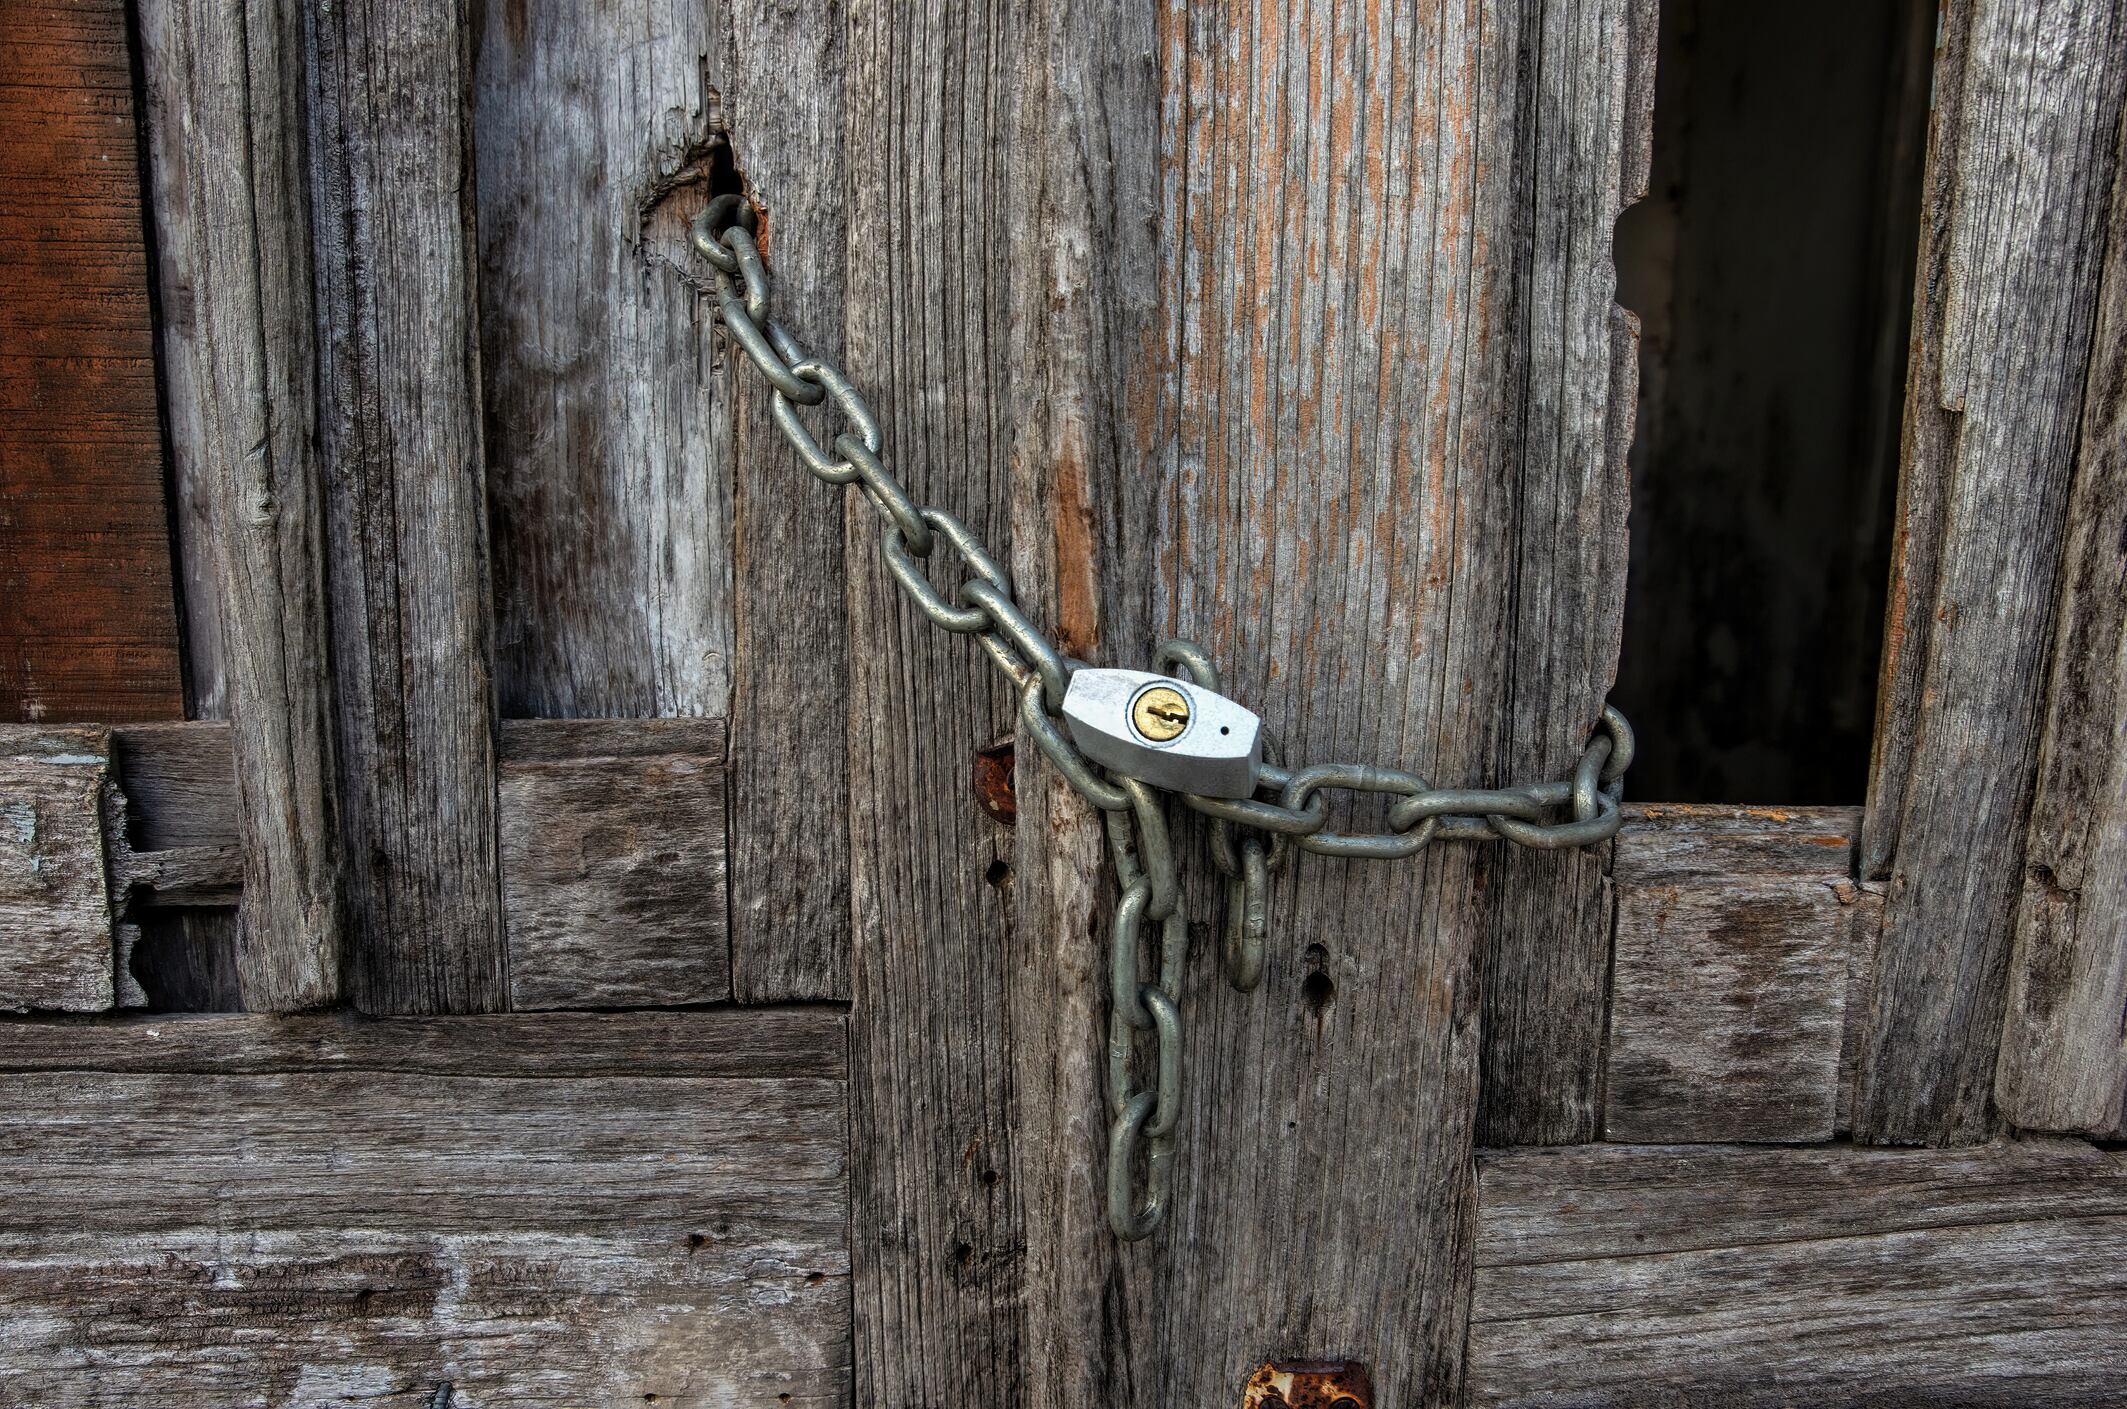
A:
[{"left": 1613, "top": 0, "right": 1938, "bottom": 803}]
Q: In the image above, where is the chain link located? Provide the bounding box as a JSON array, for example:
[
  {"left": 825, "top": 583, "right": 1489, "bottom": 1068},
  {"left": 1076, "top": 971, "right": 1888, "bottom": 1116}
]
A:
[{"left": 690, "top": 194, "right": 1637, "bottom": 1242}]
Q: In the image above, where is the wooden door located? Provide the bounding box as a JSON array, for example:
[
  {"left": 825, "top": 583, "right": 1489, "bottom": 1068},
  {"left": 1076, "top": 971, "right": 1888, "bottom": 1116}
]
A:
[{"left": 2, "top": 0, "right": 2124, "bottom": 1404}]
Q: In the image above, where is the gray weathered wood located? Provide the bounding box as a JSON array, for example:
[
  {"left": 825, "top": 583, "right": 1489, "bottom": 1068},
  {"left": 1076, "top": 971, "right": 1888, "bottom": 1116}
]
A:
[
  {"left": 0, "top": 728, "right": 114, "bottom": 1011},
  {"left": 1995, "top": 103, "right": 2127, "bottom": 1141},
  {"left": 1469, "top": 1140, "right": 2127, "bottom": 1406},
  {"left": 1480, "top": 0, "right": 1659, "bottom": 1147},
  {"left": 108, "top": 722, "right": 236, "bottom": 852},
  {"left": 88, "top": 721, "right": 734, "bottom": 1011},
  {"left": 307, "top": 2, "right": 506, "bottom": 1014},
  {"left": 500, "top": 718, "right": 729, "bottom": 1009},
  {"left": 473, "top": 0, "right": 736, "bottom": 722},
  {"left": 986, "top": 1, "right": 1656, "bottom": 1404},
  {"left": 1607, "top": 806, "right": 1865, "bottom": 1144},
  {"left": 137, "top": 0, "right": 344, "bottom": 1012},
  {"left": 998, "top": 3, "right": 1155, "bottom": 1403},
  {"left": 723, "top": 0, "right": 853, "bottom": 1002},
  {"left": 0, "top": 1010, "right": 848, "bottom": 1404},
  {"left": 0, "top": 1007, "right": 843, "bottom": 1078},
  {"left": 834, "top": 5, "right": 1034, "bottom": 1403},
  {"left": 1857, "top": 0, "right": 2127, "bottom": 1141}
]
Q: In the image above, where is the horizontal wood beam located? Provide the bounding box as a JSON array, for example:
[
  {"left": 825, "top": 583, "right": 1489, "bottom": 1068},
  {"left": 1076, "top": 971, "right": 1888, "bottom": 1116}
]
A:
[
  {"left": 1469, "top": 1140, "right": 2127, "bottom": 1406},
  {"left": 0, "top": 1009, "right": 848, "bottom": 1403},
  {"left": 3, "top": 720, "right": 730, "bottom": 1012}
]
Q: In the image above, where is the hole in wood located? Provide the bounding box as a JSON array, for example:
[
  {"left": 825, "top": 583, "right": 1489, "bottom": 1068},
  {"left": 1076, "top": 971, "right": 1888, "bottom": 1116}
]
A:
[{"left": 1610, "top": 0, "right": 1934, "bottom": 802}]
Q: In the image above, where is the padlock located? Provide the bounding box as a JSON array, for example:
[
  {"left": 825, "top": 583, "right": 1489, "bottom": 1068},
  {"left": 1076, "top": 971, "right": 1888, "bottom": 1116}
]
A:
[{"left": 1060, "top": 668, "right": 1263, "bottom": 799}]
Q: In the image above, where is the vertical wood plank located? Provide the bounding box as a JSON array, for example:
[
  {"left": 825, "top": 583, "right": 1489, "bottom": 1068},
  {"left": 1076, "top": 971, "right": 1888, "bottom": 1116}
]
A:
[
  {"left": 1480, "top": 0, "right": 1657, "bottom": 1145},
  {"left": 723, "top": 0, "right": 852, "bottom": 1002},
  {"left": 1995, "top": 102, "right": 2127, "bottom": 1140},
  {"left": 472, "top": 0, "right": 736, "bottom": 724},
  {"left": 0, "top": 0, "right": 185, "bottom": 724},
  {"left": 136, "top": 0, "right": 344, "bottom": 1010},
  {"left": 308, "top": 2, "right": 507, "bottom": 1013},
  {"left": 1003, "top": 1, "right": 1162, "bottom": 1402},
  {"left": 837, "top": 3, "right": 1031, "bottom": 1402},
  {"left": 1003, "top": 0, "right": 1650, "bottom": 1403},
  {"left": 1857, "top": 0, "right": 2127, "bottom": 1143}
]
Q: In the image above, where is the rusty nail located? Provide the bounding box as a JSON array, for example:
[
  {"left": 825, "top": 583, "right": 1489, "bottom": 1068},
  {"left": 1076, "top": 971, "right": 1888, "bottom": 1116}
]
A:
[
  {"left": 974, "top": 734, "right": 1016, "bottom": 827},
  {"left": 1241, "top": 1362, "right": 1373, "bottom": 1409}
]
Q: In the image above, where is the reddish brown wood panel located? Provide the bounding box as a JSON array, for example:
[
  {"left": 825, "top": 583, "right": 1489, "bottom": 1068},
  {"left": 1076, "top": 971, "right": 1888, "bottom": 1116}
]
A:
[{"left": 0, "top": 0, "right": 183, "bottom": 724}]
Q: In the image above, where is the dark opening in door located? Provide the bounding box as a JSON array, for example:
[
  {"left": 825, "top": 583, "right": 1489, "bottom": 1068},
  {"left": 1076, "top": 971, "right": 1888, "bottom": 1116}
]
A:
[{"left": 1612, "top": 0, "right": 1937, "bottom": 803}]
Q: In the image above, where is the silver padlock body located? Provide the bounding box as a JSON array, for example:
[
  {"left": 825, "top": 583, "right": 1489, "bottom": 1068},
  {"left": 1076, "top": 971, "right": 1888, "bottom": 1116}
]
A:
[{"left": 1061, "top": 668, "right": 1262, "bottom": 799}]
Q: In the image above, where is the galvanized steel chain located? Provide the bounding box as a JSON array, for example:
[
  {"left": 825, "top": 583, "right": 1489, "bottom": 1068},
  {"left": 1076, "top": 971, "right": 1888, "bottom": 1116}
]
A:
[{"left": 690, "top": 194, "right": 1636, "bottom": 1242}]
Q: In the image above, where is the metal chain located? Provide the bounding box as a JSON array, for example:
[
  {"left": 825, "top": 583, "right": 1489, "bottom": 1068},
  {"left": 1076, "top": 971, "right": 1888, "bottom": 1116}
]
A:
[{"left": 690, "top": 194, "right": 1636, "bottom": 1242}]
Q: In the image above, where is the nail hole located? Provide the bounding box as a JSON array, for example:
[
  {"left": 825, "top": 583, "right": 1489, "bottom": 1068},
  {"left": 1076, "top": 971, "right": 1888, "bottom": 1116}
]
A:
[
  {"left": 985, "top": 857, "right": 1012, "bottom": 887},
  {"left": 1302, "top": 970, "right": 1335, "bottom": 1013}
]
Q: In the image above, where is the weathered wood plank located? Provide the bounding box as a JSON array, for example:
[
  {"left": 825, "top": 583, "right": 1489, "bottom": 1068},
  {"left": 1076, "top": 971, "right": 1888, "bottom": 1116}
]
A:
[
  {"left": 981, "top": 1, "right": 1655, "bottom": 1404},
  {"left": 86, "top": 721, "right": 733, "bottom": 1011},
  {"left": 1857, "top": 0, "right": 2127, "bottom": 1141},
  {"left": 0, "top": 0, "right": 186, "bottom": 725},
  {"left": 835, "top": 4, "right": 1031, "bottom": 1402},
  {"left": 0, "top": 1007, "right": 843, "bottom": 1079},
  {"left": 307, "top": 2, "right": 507, "bottom": 1014},
  {"left": 137, "top": 0, "right": 344, "bottom": 1012},
  {"left": 723, "top": 0, "right": 853, "bottom": 1002},
  {"left": 108, "top": 722, "right": 236, "bottom": 852},
  {"left": 1469, "top": 1141, "right": 2127, "bottom": 1407},
  {"left": 0, "top": 728, "right": 114, "bottom": 1011},
  {"left": 473, "top": 0, "right": 736, "bottom": 723},
  {"left": 0, "top": 1011, "right": 849, "bottom": 1404},
  {"left": 1607, "top": 806, "right": 1864, "bottom": 1144},
  {"left": 1479, "top": 0, "right": 1659, "bottom": 1149},
  {"left": 1996, "top": 102, "right": 2127, "bottom": 1141},
  {"left": 499, "top": 718, "right": 729, "bottom": 1009},
  {"left": 999, "top": 1, "right": 1156, "bottom": 1402}
]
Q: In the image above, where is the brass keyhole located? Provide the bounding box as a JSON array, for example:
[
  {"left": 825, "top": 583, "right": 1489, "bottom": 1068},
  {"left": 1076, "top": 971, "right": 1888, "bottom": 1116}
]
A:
[{"left": 1131, "top": 685, "right": 1191, "bottom": 742}]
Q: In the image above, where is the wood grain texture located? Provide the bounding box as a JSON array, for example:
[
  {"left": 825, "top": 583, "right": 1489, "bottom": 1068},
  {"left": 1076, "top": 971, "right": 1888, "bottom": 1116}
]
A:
[
  {"left": 0, "top": 0, "right": 186, "bottom": 725},
  {"left": 1995, "top": 102, "right": 2127, "bottom": 1141},
  {"left": 0, "top": 728, "right": 114, "bottom": 1011},
  {"left": 1857, "top": 0, "right": 2127, "bottom": 1141},
  {"left": 984, "top": 0, "right": 1655, "bottom": 1404},
  {"left": 1607, "top": 805, "right": 1865, "bottom": 1144},
  {"left": 1479, "top": 0, "right": 1658, "bottom": 1148},
  {"left": 499, "top": 718, "right": 729, "bottom": 1009},
  {"left": 834, "top": 3, "right": 1033, "bottom": 1403},
  {"left": 90, "top": 721, "right": 733, "bottom": 1011},
  {"left": 999, "top": 2, "right": 1158, "bottom": 1405},
  {"left": 723, "top": 0, "right": 853, "bottom": 1002},
  {"left": 136, "top": 0, "right": 345, "bottom": 1012},
  {"left": 473, "top": 0, "right": 736, "bottom": 722},
  {"left": 1469, "top": 1140, "right": 2127, "bottom": 1407},
  {"left": 307, "top": 1, "right": 506, "bottom": 1014},
  {"left": 0, "top": 1006, "right": 844, "bottom": 1078},
  {"left": 0, "top": 1011, "right": 849, "bottom": 1404}
]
